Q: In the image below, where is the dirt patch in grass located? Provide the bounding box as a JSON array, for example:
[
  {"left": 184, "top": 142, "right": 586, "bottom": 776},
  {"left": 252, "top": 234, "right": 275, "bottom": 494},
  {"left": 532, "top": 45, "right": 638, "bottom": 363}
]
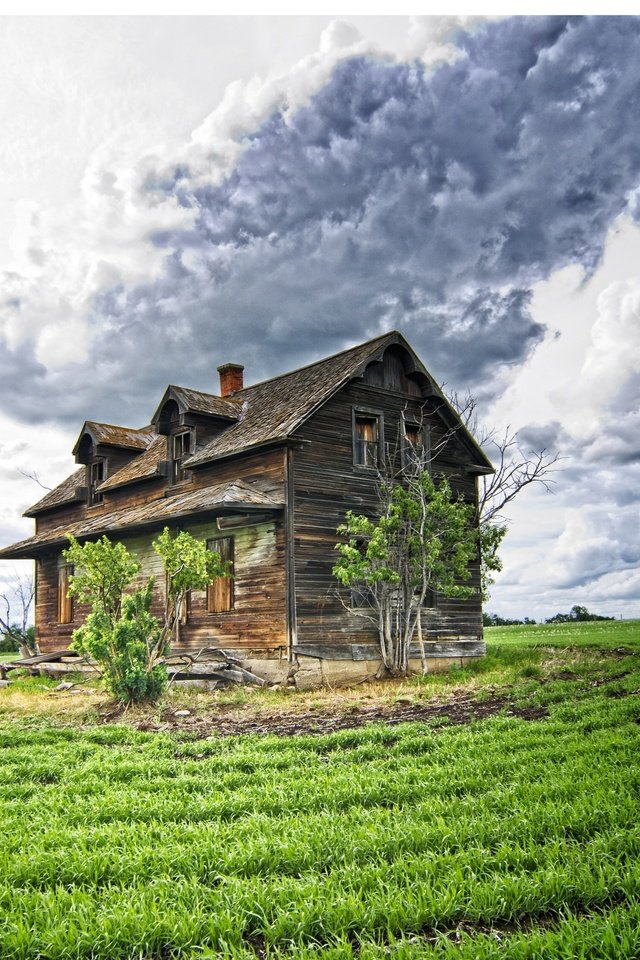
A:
[{"left": 129, "top": 692, "right": 549, "bottom": 738}]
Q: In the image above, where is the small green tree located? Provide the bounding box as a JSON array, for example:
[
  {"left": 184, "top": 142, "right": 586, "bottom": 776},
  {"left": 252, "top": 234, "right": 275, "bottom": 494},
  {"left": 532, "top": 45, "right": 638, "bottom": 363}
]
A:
[
  {"left": 333, "top": 471, "right": 478, "bottom": 677},
  {"left": 64, "top": 529, "right": 229, "bottom": 704},
  {"left": 152, "top": 527, "right": 230, "bottom": 655}
]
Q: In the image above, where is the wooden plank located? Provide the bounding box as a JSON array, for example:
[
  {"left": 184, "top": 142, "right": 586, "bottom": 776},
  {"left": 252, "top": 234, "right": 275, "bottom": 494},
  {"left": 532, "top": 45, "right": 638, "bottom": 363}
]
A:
[
  {"left": 293, "top": 640, "right": 485, "bottom": 661},
  {"left": 4, "top": 648, "right": 80, "bottom": 668}
]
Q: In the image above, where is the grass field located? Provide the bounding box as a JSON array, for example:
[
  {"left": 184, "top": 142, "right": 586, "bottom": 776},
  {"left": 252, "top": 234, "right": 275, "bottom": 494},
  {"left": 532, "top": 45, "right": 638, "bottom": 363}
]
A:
[{"left": 0, "top": 620, "right": 639, "bottom": 959}]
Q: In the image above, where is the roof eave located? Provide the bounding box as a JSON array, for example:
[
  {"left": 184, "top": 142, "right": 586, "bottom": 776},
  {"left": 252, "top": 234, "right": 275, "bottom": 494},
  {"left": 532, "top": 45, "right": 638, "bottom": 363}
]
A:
[{"left": 2, "top": 500, "right": 284, "bottom": 559}]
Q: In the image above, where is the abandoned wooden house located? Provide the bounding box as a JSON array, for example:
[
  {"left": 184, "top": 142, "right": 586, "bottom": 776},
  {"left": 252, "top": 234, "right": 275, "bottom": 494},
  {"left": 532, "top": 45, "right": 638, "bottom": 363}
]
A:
[{"left": 0, "top": 331, "right": 493, "bottom": 687}]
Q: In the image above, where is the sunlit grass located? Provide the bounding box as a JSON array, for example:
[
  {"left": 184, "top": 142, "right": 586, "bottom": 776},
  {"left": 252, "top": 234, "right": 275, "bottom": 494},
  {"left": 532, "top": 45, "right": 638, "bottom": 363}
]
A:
[{"left": 485, "top": 618, "right": 640, "bottom": 649}]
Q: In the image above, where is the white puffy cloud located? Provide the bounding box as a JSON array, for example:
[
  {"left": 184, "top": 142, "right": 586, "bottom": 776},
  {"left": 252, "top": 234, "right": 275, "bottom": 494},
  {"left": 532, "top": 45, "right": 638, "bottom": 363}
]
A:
[{"left": 486, "top": 215, "right": 640, "bottom": 619}]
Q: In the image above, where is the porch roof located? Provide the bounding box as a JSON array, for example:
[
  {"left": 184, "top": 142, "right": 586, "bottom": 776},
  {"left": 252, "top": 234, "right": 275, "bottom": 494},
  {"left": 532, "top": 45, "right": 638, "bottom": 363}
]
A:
[{"left": 0, "top": 481, "right": 283, "bottom": 560}]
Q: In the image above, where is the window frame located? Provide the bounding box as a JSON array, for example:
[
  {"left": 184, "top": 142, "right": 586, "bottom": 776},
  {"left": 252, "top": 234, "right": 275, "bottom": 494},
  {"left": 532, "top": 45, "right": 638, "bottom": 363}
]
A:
[
  {"left": 206, "top": 537, "right": 234, "bottom": 613},
  {"left": 87, "top": 457, "right": 106, "bottom": 506},
  {"left": 352, "top": 407, "right": 384, "bottom": 470},
  {"left": 401, "top": 416, "right": 430, "bottom": 470},
  {"left": 57, "top": 564, "right": 74, "bottom": 624},
  {"left": 171, "top": 428, "right": 194, "bottom": 484}
]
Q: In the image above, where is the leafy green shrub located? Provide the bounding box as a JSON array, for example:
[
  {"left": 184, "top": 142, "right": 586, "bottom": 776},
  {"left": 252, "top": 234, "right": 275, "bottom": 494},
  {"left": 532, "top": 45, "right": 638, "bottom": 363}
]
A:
[
  {"left": 72, "top": 580, "right": 166, "bottom": 703},
  {"left": 64, "top": 529, "right": 229, "bottom": 705}
]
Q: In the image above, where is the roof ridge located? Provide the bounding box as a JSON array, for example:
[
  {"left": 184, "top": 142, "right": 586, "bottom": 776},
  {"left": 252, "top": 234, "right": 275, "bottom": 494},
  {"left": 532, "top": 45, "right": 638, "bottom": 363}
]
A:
[
  {"left": 233, "top": 330, "right": 397, "bottom": 395},
  {"left": 85, "top": 419, "right": 153, "bottom": 432},
  {"left": 168, "top": 383, "right": 240, "bottom": 400}
]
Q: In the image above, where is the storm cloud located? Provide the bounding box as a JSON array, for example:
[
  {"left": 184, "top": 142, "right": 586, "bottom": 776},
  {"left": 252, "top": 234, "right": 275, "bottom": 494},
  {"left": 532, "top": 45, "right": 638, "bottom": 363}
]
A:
[
  {"left": 2, "top": 16, "right": 640, "bottom": 429},
  {"left": 2, "top": 15, "right": 640, "bottom": 618}
]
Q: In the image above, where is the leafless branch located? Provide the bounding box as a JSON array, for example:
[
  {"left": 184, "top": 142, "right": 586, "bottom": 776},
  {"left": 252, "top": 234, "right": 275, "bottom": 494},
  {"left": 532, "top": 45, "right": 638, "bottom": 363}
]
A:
[
  {"left": 17, "top": 469, "right": 52, "bottom": 491},
  {"left": 0, "top": 569, "right": 36, "bottom": 655},
  {"left": 446, "top": 391, "right": 563, "bottom": 527}
]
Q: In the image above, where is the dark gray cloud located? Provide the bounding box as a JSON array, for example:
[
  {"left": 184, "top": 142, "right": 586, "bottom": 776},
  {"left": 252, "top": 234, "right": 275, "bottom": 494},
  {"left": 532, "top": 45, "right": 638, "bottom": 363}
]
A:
[
  {"left": 5, "top": 15, "right": 640, "bottom": 435},
  {"left": 517, "top": 421, "right": 568, "bottom": 453}
]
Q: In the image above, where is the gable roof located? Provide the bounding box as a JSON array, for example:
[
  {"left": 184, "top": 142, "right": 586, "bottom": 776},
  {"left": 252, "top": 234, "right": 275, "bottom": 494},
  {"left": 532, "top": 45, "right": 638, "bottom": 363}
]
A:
[
  {"left": 150, "top": 385, "right": 241, "bottom": 424},
  {"left": 186, "top": 331, "right": 493, "bottom": 472},
  {"left": 19, "top": 330, "right": 493, "bottom": 522},
  {"left": 72, "top": 421, "right": 154, "bottom": 457}
]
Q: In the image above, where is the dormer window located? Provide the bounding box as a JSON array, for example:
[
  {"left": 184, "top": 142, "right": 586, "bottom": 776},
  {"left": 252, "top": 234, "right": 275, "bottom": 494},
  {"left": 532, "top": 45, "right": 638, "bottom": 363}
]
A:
[
  {"left": 87, "top": 458, "right": 106, "bottom": 506},
  {"left": 171, "top": 430, "right": 193, "bottom": 483}
]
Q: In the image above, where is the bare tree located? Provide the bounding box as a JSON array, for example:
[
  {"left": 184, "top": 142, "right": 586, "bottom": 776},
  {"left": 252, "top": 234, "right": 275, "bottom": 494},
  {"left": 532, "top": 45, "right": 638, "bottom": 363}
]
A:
[
  {"left": 0, "top": 569, "right": 37, "bottom": 657},
  {"left": 447, "top": 391, "right": 562, "bottom": 526},
  {"left": 447, "top": 391, "right": 562, "bottom": 596}
]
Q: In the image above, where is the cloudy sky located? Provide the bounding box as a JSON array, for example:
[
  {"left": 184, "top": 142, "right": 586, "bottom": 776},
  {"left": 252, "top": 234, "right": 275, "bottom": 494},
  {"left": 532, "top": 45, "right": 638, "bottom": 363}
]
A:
[{"left": 1, "top": 14, "right": 639, "bottom": 621}]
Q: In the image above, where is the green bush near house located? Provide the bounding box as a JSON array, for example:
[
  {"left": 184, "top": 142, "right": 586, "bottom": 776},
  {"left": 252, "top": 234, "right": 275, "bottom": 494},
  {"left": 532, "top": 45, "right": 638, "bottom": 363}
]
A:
[{"left": 64, "top": 529, "right": 228, "bottom": 704}]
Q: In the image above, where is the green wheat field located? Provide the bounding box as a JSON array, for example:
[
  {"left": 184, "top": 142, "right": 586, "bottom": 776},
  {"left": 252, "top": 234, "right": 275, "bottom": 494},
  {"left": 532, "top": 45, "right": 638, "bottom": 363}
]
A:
[{"left": 1, "top": 619, "right": 639, "bottom": 959}]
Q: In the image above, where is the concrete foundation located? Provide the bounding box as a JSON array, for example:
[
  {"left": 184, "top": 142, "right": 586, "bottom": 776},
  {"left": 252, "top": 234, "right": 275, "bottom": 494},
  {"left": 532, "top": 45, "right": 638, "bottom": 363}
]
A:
[{"left": 11, "top": 648, "right": 483, "bottom": 691}]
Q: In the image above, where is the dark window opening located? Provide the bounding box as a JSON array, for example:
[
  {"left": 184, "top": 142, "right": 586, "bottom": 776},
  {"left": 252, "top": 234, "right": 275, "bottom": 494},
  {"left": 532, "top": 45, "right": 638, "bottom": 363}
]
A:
[
  {"left": 423, "top": 586, "right": 437, "bottom": 609},
  {"left": 206, "top": 537, "right": 234, "bottom": 613},
  {"left": 88, "top": 459, "right": 106, "bottom": 505},
  {"left": 172, "top": 430, "right": 193, "bottom": 483},
  {"left": 58, "top": 565, "right": 73, "bottom": 624},
  {"left": 354, "top": 413, "right": 381, "bottom": 468},
  {"left": 350, "top": 585, "right": 374, "bottom": 609},
  {"left": 403, "top": 421, "right": 430, "bottom": 469}
]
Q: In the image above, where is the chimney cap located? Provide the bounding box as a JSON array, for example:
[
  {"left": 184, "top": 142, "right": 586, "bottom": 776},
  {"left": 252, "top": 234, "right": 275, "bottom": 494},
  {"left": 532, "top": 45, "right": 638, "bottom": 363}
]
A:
[{"left": 217, "top": 362, "right": 244, "bottom": 374}]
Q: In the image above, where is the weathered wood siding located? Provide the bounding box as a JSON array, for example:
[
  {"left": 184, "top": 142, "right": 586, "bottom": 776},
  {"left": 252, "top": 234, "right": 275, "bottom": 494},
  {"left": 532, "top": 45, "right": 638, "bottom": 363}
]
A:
[
  {"left": 290, "top": 379, "right": 483, "bottom": 651},
  {"left": 34, "top": 447, "right": 287, "bottom": 654},
  {"left": 35, "top": 552, "right": 91, "bottom": 652},
  {"left": 125, "top": 517, "right": 286, "bottom": 653}
]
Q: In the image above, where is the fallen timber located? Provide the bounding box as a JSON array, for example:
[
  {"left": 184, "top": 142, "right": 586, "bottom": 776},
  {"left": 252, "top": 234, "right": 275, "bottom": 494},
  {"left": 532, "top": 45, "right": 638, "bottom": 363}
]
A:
[{"left": 0, "top": 645, "right": 266, "bottom": 686}]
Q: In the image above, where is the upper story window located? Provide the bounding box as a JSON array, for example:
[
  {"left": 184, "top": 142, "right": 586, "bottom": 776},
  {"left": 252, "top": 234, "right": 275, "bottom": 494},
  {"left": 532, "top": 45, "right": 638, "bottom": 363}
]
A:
[
  {"left": 402, "top": 420, "right": 430, "bottom": 470},
  {"left": 171, "top": 430, "right": 194, "bottom": 484},
  {"left": 423, "top": 585, "right": 437, "bottom": 609},
  {"left": 353, "top": 409, "right": 383, "bottom": 468},
  {"left": 87, "top": 458, "right": 106, "bottom": 506}
]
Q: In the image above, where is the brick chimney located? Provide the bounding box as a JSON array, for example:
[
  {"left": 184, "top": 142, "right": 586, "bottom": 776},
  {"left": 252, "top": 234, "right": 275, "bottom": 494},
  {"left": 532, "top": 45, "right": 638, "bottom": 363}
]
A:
[{"left": 217, "top": 362, "right": 244, "bottom": 397}]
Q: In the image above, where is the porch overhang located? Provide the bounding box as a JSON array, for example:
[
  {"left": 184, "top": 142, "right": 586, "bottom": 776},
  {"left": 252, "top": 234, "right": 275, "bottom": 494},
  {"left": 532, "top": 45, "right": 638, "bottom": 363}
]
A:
[{"left": 0, "top": 481, "right": 284, "bottom": 560}]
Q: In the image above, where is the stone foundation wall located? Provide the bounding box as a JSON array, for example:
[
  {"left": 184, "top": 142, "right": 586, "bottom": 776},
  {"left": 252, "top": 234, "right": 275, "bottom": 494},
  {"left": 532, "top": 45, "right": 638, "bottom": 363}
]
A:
[
  {"left": 243, "top": 650, "right": 485, "bottom": 690},
  {"left": 26, "top": 646, "right": 484, "bottom": 691}
]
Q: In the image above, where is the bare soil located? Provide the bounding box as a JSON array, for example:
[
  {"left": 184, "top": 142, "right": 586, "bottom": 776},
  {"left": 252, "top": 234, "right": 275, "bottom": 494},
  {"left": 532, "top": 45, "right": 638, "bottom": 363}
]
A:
[{"left": 129, "top": 692, "right": 548, "bottom": 738}]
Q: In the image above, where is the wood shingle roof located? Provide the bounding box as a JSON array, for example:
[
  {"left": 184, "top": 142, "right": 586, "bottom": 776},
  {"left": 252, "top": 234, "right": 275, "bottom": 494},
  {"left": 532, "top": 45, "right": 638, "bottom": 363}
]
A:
[{"left": 16, "top": 331, "right": 494, "bottom": 533}]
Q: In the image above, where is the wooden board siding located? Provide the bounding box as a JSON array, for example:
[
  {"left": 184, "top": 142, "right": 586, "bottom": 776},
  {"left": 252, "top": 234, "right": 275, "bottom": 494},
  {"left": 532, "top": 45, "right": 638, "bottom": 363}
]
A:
[
  {"left": 290, "top": 381, "right": 483, "bottom": 651},
  {"left": 125, "top": 517, "right": 286, "bottom": 653},
  {"left": 32, "top": 447, "right": 287, "bottom": 654},
  {"left": 36, "top": 517, "right": 286, "bottom": 655},
  {"left": 35, "top": 553, "right": 91, "bottom": 653}
]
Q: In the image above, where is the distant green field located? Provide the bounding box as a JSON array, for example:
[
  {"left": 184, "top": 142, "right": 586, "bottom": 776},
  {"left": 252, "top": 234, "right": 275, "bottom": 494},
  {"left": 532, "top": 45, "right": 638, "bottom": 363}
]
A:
[{"left": 485, "top": 618, "right": 640, "bottom": 649}]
